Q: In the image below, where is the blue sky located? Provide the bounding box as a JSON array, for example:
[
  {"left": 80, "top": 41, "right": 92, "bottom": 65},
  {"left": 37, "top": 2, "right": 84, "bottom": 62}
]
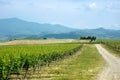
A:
[{"left": 0, "top": 0, "right": 120, "bottom": 29}]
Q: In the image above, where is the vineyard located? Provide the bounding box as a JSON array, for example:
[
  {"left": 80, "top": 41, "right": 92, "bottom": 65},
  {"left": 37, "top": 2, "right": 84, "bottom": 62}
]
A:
[
  {"left": 99, "top": 40, "right": 120, "bottom": 52},
  {"left": 0, "top": 44, "right": 82, "bottom": 79}
]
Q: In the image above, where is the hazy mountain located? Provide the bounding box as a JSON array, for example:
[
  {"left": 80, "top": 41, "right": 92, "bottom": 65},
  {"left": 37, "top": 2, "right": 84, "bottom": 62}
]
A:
[
  {"left": 0, "top": 18, "right": 75, "bottom": 35},
  {"left": 0, "top": 18, "right": 120, "bottom": 41},
  {"left": 41, "top": 28, "right": 120, "bottom": 39},
  {"left": 0, "top": 18, "right": 76, "bottom": 41}
]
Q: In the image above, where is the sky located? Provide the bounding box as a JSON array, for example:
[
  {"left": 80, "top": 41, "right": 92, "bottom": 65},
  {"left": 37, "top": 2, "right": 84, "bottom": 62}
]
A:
[{"left": 0, "top": 0, "right": 120, "bottom": 29}]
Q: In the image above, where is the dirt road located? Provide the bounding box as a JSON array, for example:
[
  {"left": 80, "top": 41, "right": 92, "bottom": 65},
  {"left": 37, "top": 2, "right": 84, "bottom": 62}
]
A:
[{"left": 96, "top": 44, "right": 120, "bottom": 80}]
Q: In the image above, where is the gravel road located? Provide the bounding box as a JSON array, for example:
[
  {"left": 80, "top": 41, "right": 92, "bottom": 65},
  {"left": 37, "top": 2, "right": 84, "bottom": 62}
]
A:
[{"left": 96, "top": 44, "right": 120, "bottom": 80}]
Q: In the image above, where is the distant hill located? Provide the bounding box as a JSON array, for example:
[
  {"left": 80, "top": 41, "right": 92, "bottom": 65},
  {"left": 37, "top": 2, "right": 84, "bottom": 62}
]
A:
[
  {"left": 41, "top": 28, "right": 120, "bottom": 39},
  {"left": 0, "top": 18, "right": 76, "bottom": 41},
  {"left": 0, "top": 18, "right": 120, "bottom": 41},
  {"left": 0, "top": 18, "right": 75, "bottom": 34}
]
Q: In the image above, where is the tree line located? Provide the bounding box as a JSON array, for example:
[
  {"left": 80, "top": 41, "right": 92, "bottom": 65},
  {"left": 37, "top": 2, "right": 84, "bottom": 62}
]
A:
[{"left": 80, "top": 36, "right": 96, "bottom": 42}]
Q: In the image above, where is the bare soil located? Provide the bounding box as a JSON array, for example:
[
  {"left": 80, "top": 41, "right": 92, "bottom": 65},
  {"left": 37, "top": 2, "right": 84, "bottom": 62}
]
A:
[
  {"left": 96, "top": 44, "right": 120, "bottom": 80},
  {"left": 0, "top": 39, "right": 89, "bottom": 45}
]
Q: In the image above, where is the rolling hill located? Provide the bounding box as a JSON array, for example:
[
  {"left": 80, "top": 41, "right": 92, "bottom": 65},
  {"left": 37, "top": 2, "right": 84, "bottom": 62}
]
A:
[
  {"left": 0, "top": 18, "right": 76, "bottom": 41},
  {"left": 41, "top": 28, "right": 120, "bottom": 39},
  {"left": 0, "top": 18, "right": 120, "bottom": 41},
  {"left": 0, "top": 18, "right": 75, "bottom": 35}
]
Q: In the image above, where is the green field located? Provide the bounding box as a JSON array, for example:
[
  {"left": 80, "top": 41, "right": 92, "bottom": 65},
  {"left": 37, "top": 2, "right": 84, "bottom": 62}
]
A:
[
  {"left": 38, "top": 44, "right": 104, "bottom": 80},
  {"left": 1, "top": 39, "right": 120, "bottom": 80},
  {"left": 0, "top": 43, "right": 82, "bottom": 79},
  {"left": 97, "top": 39, "right": 120, "bottom": 57},
  {"left": 0, "top": 42, "right": 106, "bottom": 80}
]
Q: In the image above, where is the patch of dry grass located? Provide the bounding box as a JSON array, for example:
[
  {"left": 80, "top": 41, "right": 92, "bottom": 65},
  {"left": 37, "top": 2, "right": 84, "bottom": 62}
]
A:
[{"left": 0, "top": 39, "right": 89, "bottom": 46}]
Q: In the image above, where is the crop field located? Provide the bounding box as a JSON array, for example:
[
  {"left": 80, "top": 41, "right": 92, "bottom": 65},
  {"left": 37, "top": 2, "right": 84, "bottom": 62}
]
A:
[
  {"left": 0, "top": 43, "right": 82, "bottom": 79},
  {"left": 1, "top": 39, "right": 115, "bottom": 80},
  {"left": 98, "top": 39, "right": 120, "bottom": 57},
  {"left": 37, "top": 44, "right": 104, "bottom": 80}
]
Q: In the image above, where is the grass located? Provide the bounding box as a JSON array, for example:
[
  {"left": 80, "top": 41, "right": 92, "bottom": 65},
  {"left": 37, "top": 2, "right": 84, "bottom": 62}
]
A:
[
  {"left": 101, "top": 44, "right": 120, "bottom": 57},
  {"left": 25, "top": 44, "right": 105, "bottom": 80},
  {"left": 53, "top": 44, "right": 104, "bottom": 80}
]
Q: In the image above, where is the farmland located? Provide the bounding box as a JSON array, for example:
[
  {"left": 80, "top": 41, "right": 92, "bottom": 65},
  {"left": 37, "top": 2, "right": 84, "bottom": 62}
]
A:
[
  {"left": 98, "top": 39, "right": 120, "bottom": 57},
  {"left": 0, "top": 39, "right": 89, "bottom": 46},
  {"left": 0, "top": 39, "right": 120, "bottom": 80},
  {"left": 0, "top": 43, "right": 82, "bottom": 79},
  {"left": 37, "top": 44, "right": 105, "bottom": 80}
]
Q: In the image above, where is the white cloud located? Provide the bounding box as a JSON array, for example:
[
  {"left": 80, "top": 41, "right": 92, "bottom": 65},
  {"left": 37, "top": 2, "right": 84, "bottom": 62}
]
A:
[{"left": 89, "top": 3, "right": 96, "bottom": 9}]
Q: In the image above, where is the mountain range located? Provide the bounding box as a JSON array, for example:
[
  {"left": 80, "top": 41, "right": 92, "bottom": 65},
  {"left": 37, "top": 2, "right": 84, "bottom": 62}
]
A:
[{"left": 0, "top": 18, "right": 120, "bottom": 41}]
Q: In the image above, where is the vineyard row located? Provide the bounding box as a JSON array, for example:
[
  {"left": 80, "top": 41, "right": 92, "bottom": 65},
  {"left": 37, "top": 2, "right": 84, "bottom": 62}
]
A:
[
  {"left": 0, "top": 44, "right": 82, "bottom": 79},
  {"left": 98, "top": 40, "right": 120, "bottom": 52}
]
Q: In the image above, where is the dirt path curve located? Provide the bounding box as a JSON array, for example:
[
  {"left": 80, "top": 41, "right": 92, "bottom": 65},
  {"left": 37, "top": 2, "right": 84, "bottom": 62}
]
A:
[{"left": 96, "top": 44, "right": 120, "bottom": 80}]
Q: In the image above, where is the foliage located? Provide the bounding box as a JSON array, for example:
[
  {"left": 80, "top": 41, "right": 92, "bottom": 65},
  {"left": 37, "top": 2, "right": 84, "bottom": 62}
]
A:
[
  {"left": 98, "top": 39, "right": 120, "bottom": 52},
  {"left": 0, "top": 44, "right": 82, "bottom": 79},
  {"left": 80, "top": 36, "right": 96, "bottom": 42}
]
